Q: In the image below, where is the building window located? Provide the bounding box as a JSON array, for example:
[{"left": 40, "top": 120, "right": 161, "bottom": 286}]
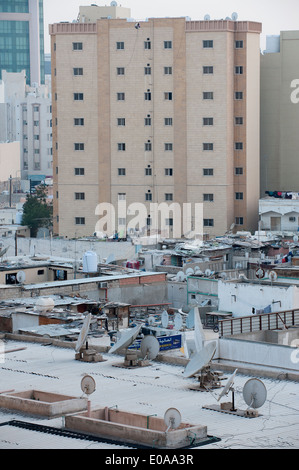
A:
[
  {"left": 235, "top": 40, "right": 244, "bottom": 49},
  {"left": 73, "top": 67, "right": 83, "bottom": 76},
  {"left": 164, "top": 92, "right": 173, "bottom": 100},
  {"left": 75, "top": 217, "right": 85, "bottom": 225},
  {"left": 165, "top": 193, "right": 173, "bottom": 201},
  {"left": 73, "top": 42, "right": 83, "bottom": 50},
  {"left": 235, "top": 66, "right": 244, "bottom": 75},
  {"left": 145, "top": 193, "right": 152, "bottom": 201},
  {"left": 75, "top": 168, "right": 85, "bottom": 175},
  {"left": 203, "top": 194, "right": 214, "bottom": 202},
  {"left": 37, "top": 270, "right": 45, "bottom": 275},
  {"left": 166, "top": 218, "right": 173, "bottom": 226},
  {"left": 203, "top": 117, "right": 213, "bottom": 126},
  {"left": 144, "top": 66, "right": 151, "bottom": 75},
  {"left": 165, "top": 168, "right": 173, "bottom": 176},
  {"left": 74, "top": 93, "right": 84, "bottom": 101},
  {"left": 164, "top": 66, "right": 172, "bottom": 75},
  {"left": 203, "top": 66, "right": 213, "bottom": 74},
  {"left": 74, "top": 143, "right": 84, "bottom": 151},
  {"left": 203, "top": 168, "right": 214, "bottom": 176},
  {"left": 235, "top": 142, "right": 243, "bottom": 150},
  {"left": 203, "top": 143, "right": 214, "bottom": 151},
  {"left": 118, "top": 193, "right": 126, "bottom": 200},
  {"left": 145, "top": 142, "right": 152, "bottom": 151},
  {"left": 144, "top": 91, "right": 151, "bottom": 100},
  {"left": 74, "top": 118, "right": 84, "bottom": 126},
  {"left": 235, "top": 192, "right": 244, "bottom": 200},
  {"left": 164, "top": 117, "right": 173, "bottom": 126},
  {"left": 117, "top": 67, "right": 125, "bottom": 75},
  {"left": 235, "top": 217, "right": 244, "bottom": 225},
  {"left": 203, "top": 91, "right": 214, "bottom": 100},
  {"left": 144, "top": 40, "right": 151, "bottom": 49},
  {"left": 235, "top": 91, "right": 243, "bottom": 100},
  {"left": 235, "top": 167, "right": 243, "bottom": 175},
  {"left": 144, "top": 117, "right": 151, "bottom": 126},
  {"left": 118, "top": 168, "right": 126, "bottom": 176},
  {"left": 75, "top": 192, "right": 85, "bottom": 200},
  {"left": 34, "top": 135, "right": 39, "bottom": 140},
  {"left": 204, "top": 219, "right": 214, "bottom": 227},
  {"left": 117, "top": 118, "right": 126, "bottom": 126},
  {"left": 118, "top": 218, "right": 126, "bottom": 226},
  {"left": 145, "top": 168, "right": 152, "bottom": 176},
  {"left": 203, "top": 40, "right": 213, "bottom": 48},
  {"left": 116, "top": 42, "right": 124, "bottom": 50},
  {"left": 164, "top": 143, "right": 173, "bottom": 151},
  {"left": 117, "top": 92, "right": 125, "bottom": 101},
  {"left": 164, "top": 41, "right": 172, "bottom": 49},
  {"left": 235, "top": 117, "right": 243, "bottom": 125},
  {"left": 118, "top": 143, "right": 126, "bottom": 151}
]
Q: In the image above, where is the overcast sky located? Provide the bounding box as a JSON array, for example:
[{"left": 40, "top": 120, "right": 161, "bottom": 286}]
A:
[{"left": 43, "top": 0, "right": 299, "bottom": 53}]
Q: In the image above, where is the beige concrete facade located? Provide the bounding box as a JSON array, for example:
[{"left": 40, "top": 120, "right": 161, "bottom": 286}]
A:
[
  {"left": 50, "top": 17, "right": 261, "bottom": 238},
  {"left": 261, "top": 31, "right": 299, "bottom": 197}
]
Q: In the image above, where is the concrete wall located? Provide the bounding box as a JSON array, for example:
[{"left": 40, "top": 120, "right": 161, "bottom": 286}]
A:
[{"left": 0, "top": 142, "right": 20, "bottom": 183}]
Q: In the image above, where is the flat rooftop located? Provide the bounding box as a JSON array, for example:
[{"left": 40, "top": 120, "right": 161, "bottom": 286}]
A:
[{"left": 0, "top": 338, "right": 298, "bottom": 449}]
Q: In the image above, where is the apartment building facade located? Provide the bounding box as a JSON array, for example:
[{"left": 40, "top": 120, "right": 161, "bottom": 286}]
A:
[{"left": 50, "top": 13, "right": 261, "bottom": 238}]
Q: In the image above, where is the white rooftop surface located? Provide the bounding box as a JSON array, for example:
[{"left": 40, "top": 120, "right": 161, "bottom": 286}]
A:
[{"left": 0, "top": 339, "right": 299, "bottom": 449}]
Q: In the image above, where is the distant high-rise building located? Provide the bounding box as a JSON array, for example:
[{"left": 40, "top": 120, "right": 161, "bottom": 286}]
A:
[
  {"left": 0, "top": 0, "right": 45, "bottom": 85},
  {"left": 50, "top": 8, "right": 262, "bottom": 238}
]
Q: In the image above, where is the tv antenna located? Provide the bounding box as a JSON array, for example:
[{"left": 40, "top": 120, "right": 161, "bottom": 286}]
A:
[{"left": 164, "top": 408, "right": 182, "bottom": 432}]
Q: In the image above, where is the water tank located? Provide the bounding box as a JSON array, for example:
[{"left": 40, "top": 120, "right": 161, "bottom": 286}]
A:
[
  {"left": 82, "top": 251, "right": 98, "bottom": 273},
  {"left": 34, "top": 297, "right": 55, "bottom": 313},
  {"left": 15, "top": 211, "right": 23, "bottom": 224}
]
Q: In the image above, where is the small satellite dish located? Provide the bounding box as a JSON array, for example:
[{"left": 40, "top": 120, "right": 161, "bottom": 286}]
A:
[
  {"left": 140, "top": 335, "right": 160, "bottom": 360},
  {"left": 108, "top": 325, "right": 141, "bottom": 354},
  {"left": 220, "top": 272, "right": 228, "bottom": 280},
  {"left": 218, "top": 369, "right": 238, "bottom": 401},
  {"left": 243, "top": 378, "right": 267, "bottom": 409},
  {"left": 269, "top": 271, "right": 278, "bottom": 282},
  {"left": 106, "top": 253, "right": 115, "bottom": 265},
  {"left": 255, "top": 268, "right": 265, "bottom": 279},
  {"left": 81, "top": 375, "right": 96, "bottom": 396},
  {"left": 174, "top": 313, "right": 183, "bottom": 331},
  {"left": 110, "top": 0, "right": 118, "bottom": 6},
  {"left": 183, "top": 341, "right": 216, "bottom": 378},
  {"left": 161, "top": 310, "right": 169, "bottom": 328},
  {"left": 75, "top": 313, "right": 92, "bottom": 353},
  {"left": 204, "top": 14, "right": 211, "bottom": 21},
  {"left": 194, "top": 307, "right": 205, "bottom": 353},
  {"left": 186, "top": 267, "right": 194, "bottom": 276},
  {"left": 205, "top": 269, "right": 212, "bottom": 277},
  {"left": 267, "top": 232, "right": 273, "bottom": 238},
  {"left": 16, "top": 271, "right": 26, "bottom": 284},
  {"left": 186, "top": 308, "right": 195, "bottom": 329},
  {"left": 293, "top": 235, "right": 298, "bottom": 243},
  {"left": 148, "top": 316, "right": 155, "bottom": 326},
  {"left": 231, "top": 12, "right": 238, "bottom": 21},
  {"left": 164, "top": 408, "right": 182, "bottom": 431},
  {"left": 176, "top": 271, "right": 186, "bottom": 282},
  {"left": 194, "top": 267, "right": 203, "bottom": 276}
]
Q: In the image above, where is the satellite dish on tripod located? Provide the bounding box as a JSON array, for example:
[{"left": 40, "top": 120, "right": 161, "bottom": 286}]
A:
[
  {"left": 164, "top": 408, "right": 182, "bottom": 432},
  {"left": 75, "top": 313, "right": 92, "bottom": 353},
  {"left": 109, "top": 325, "right": 142, "bottom": 368},
  {"left": 183, "top": 341, "right": 216, "bottom": 379},
  {"left": 217, "top": 369, "right": 238, "bottom": 411}
]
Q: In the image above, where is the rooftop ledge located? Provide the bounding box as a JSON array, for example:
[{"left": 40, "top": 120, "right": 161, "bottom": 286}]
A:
[{"left": 49, "top": 19, "right": 262, "bottom": 35}]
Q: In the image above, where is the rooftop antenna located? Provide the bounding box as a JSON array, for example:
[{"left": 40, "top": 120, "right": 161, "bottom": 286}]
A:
[
  {"left": 109, "top": 325, "right": 142, "bottom": 368},
  {"left": 164, "top": 408, "right": 182, "bottom": 433}
]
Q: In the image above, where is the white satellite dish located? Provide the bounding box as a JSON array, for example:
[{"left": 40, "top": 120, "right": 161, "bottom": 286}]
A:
[
  {"left": 204, "top": 14, "right": 211, "bottom": 21},
  {"left": 174, "top": 313, "right": 183, "bottom": 331},
  {"left": 81, "top": 374, "right": 96, "bottom": 396},
  {"left": 106, "top": 253, "right": 115, "bottom": 265},
  {"left": 243, "top": 378, "right": 267, "bottom": 409},
  {"left": 16, "top": 271, "right": 26, "bottom": 284},
  {"left": 108, "top": 325, "right": 141, "bottom": 354},
  {"left": 186, "top": 309, "right": 195, "bottom": 329},
  {"left": 0, "top": 246, "right": 9, "bottom": 258},
  {"left": 255, "top": 268, "right": 265, "bottom": 279},
  {"left": 148, "top": 316, "right": 155, "bottom": 326},
  {"left": 140, "top": 335, "right": 160, "bottom": 360},
  {"left": 293, "top": 235, "right": 299, "bottom": 243},
  {"left": 164, "top": 408, "right": 182, "bottom": 431},
  {"left": 186, "top": 267, "right": 194, "bottom": 276},
  {"left": 218, "top": 369, "right": 238, "bottom": 402},
  {"left": 110, "top": 0, "right": 118, "bottom": 6},
  {"left": 269, "top": 271, "right": 278, "bottom": 282},
  {"left": 194, "top": 307, "right": 205, "bottom": 353},
  {"left": 183, "top": 341, "right": 216, "bottom": 378},
  {"left": 161, "top": 310, "right": 169, "bottom": 328},
  {"left": 75, "top": 313, "right": 92, "bottom": 353},
  {"left": 205, "top": 269, "right": 212, "bottom": 277},
  {"left": 220, "top": 272, "right": 228, "bottom": 280},
  {"left": 194, "top": 267, "right": 203, "bottom": 276},
  {"left": 231, "top": 12, "right": 238, "bottom": 21},
  {"left": 176, "top": 271, "right": 186, "bottom": 282}
]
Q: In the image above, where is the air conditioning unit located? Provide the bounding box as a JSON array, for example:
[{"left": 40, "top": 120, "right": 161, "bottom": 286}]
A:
[{"left": 99, "top": 282, "right": 108, "bottom": 289}]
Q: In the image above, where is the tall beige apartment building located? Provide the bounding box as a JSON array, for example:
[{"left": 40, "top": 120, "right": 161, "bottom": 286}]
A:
[
  {"left": 261, "top": 32, "right": 299, "bottom": 197},
  {"left": 49, "top": 6, "right": 261, "bottom": 238}
]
